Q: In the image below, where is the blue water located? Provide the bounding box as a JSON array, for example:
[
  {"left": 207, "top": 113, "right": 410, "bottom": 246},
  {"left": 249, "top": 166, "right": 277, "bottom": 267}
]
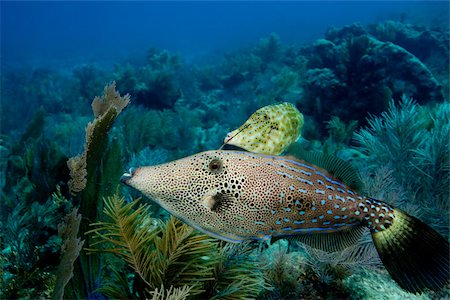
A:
[
  {"left": 1, "top": 2, "right": 449, "bottom": 299},
  {"left": 2, "top": 1, "right": 448, "bottom": 69}
]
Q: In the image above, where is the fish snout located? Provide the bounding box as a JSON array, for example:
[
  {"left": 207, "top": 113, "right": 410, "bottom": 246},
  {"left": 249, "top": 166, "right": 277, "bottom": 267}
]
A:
[{"left": 120, "top": 168, "right": 136, "bottom": 185}]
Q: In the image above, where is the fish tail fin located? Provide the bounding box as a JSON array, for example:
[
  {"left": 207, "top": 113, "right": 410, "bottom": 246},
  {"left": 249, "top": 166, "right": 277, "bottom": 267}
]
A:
[{"left": 370, "top": 208, "right": 449, "bottom": 293}]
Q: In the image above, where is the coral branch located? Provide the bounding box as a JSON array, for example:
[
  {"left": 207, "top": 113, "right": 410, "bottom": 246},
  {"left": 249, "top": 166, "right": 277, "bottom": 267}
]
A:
[{"left": 52, "top": 208, "right": 85, "bottom": 300}]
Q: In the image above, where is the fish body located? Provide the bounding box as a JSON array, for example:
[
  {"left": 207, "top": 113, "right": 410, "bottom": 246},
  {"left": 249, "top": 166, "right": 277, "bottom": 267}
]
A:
[
  {"left": 224, "top": 103, "right": 304, "bottom": 155},
  {"left": 122, "top": 149, "right": 449, "bottom": 294},
  {"left": 124, "top": 150, "right": 390, "bottom": 242}
]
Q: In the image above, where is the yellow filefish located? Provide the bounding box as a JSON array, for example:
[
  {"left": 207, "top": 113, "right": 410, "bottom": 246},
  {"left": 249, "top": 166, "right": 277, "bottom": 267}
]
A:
[{"left": 223, "top": 102, "right": 304, "bottom": 155}]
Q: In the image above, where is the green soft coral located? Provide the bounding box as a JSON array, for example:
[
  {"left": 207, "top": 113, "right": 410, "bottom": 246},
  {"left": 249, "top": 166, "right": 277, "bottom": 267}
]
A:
[{"left": 88, "top": 194, "right": 218, "bottom": 298}]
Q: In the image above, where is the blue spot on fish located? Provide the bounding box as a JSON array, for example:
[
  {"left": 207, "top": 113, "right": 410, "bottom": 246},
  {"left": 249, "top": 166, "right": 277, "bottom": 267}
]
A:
[
  {"left": 286, "top": 159, "right": 315, "bottom": 170},
  {"left": 297, "top": 177, "right": 313, "bottom": 185},
  {"left": 300, "top": 170, "right": 312, "bottom": 176}
]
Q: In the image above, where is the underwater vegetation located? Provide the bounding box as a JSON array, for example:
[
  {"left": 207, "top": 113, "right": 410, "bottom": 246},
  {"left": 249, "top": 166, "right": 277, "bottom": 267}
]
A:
[{"left": 1, "top": 20, "right": 449, "bottom": 299}]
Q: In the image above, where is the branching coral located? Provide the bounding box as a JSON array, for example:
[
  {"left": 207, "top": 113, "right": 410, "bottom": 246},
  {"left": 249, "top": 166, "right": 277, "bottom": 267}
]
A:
[
  {"left": 326, "top": 116, "right": 358, "bottom": 145},
  {"left": 65, "top": 82, "right": 130, "bottom": 298},
  {"left": 52, "top": 208, "right": 84, "bottom": 300},
  {"left": 88, "top": 194, "right": 218, "bottom": 298},
  {"left": 149, "top": 285, "right": 192, "bottom": 300},
  {"left": 354, "top": 96, "right": 449, "bottom": 236},
  {"left": 67, "top": 82, "right": 130, "bottom": 196},
  {"left": 0, "top": 190, "right": 68, "bottom": 299},
  {"left": 207, "top": 242, "right": 268, "bottom": 300}
]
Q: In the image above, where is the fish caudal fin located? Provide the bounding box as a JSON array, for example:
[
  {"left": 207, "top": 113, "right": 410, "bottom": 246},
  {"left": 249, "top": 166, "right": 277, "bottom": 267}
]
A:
[{"left": 371, "top": 209, "right": 449, "bottom": 293}]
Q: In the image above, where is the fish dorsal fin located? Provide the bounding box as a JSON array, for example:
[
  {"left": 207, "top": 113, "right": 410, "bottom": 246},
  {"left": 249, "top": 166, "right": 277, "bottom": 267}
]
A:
[
  {"left": 287, "top": 143, "right": 364, "bottom": 192},
  {"left": 272, "top": 226, "right": 367, "bottom": 252}
]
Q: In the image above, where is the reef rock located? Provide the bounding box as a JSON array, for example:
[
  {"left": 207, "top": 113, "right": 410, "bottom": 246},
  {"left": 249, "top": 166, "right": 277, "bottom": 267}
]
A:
[{"left": 299, "top": 23, "right": 444, "bottom": 133}]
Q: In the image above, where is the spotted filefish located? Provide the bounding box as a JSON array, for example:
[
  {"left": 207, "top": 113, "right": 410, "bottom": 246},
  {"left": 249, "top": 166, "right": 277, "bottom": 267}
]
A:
[
  {"left": 122, "top": 150, "right": 449, "bottom": 294},
  {"left": 223, "top": 102, "right": 304, "bottom": 155}
]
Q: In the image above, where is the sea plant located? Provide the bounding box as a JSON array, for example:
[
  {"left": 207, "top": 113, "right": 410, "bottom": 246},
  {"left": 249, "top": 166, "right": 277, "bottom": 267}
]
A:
[
  {"left": 207, "top": 242, "right": 268, "bottom": 299},
  {"left": 0, "top": 190, "right": 69, "bottom": 299},
  {"left": 353, "top": 96, "right": 449, "bottom": 236},
  {"left": 87, "top": 194, "right": 219, "bottom": 298},
  {"left": 65, "top": 82, "right": 130, "bottom": 298},
  {"left": 52, "top": 208, "right": 84, "bottom": 300},
  {"left": 88, "top": 193, "right": 270, "bottom": 299}
]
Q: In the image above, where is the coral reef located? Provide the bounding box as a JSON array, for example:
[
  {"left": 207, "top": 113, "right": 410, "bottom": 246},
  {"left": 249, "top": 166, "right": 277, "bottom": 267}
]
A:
[
  {"left": 114, "top": 48, "right": 182, "bottom": 110},
  {"left": 353, "top": 96, "right": 449, "bottom": 237},
  {"left": 299, "top": 23, "right": 444, "bottom": 135},
  {"left": 1, "top": 19, "right": 448, "bottom": 299}
]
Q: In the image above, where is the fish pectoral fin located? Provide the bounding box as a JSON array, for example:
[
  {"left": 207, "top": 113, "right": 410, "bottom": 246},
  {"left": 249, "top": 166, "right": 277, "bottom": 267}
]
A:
[{"left": 278, "top": 226, "right": 367, "bottom": 252}]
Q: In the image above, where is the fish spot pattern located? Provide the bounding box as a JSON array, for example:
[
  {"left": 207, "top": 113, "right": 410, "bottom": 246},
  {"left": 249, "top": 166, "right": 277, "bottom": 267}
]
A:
[{"left": 129, "top": 150, "right": 396, "bottom": 241}]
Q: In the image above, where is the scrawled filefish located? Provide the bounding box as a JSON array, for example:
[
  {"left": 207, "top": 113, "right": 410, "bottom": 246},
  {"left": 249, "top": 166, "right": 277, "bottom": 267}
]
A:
[
  {"left": 223, "top": 102, "right": 304, "bottom": 155},
  {"left": 121, "top": 149, "right": 449, "bottom": 294}
]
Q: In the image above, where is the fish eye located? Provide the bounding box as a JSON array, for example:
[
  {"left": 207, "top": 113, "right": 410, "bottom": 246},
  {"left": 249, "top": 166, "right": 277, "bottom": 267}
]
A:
[{"left": 208, "top": 158, "right": 223, "bottom": 173}]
